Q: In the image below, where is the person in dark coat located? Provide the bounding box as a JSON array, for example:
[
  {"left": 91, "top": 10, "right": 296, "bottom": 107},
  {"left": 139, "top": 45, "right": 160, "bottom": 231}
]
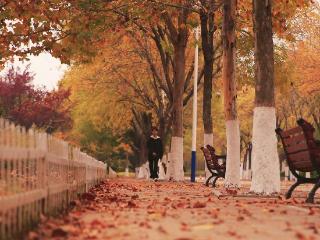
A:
[{"left": 147, "top": 127, "right": 163, "bottom": 179}]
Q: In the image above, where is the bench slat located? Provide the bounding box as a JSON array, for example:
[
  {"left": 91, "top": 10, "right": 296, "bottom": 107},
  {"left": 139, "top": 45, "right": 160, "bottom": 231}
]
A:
[
  {"left": 201, "top": 147, "right": 225, "bottom": 172},
  {"left": 281, "top": 126, "right": 303, "bottom": 137},
  {"left": 287, "top": 150, "right": 313, "bottom": 171},
  {"left": 282, "top": 133, "right": 306, "bottom": 146},
  {"left": 276, "top": 119, "right": 320, "bottom": 203},
  {"left": 285, "top": 141, "right": 308, "bottom": 154}
]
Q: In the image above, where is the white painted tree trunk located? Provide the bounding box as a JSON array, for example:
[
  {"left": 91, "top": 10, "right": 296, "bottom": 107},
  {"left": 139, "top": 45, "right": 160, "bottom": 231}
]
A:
[
  {"left": 170, "top": 136, "right": 184, "bottom": 181},
  {"left": 203, "top": 133, "right": 213, "bottom": 183},
  {"left": 137, "top": 162, "right": 150, "bottom": 179},
  {"left": 135, "top": 167, "right": 140, "bottom": 178},
  {"left": 109, "top": 167, "right": 117, "bottom": 178},
  {"left": 165, "top": 153, "right": 173, "bottom": 180},
  {"left": 158, "top": 158, "right": 166, "bottom": 180},
  {"left": 250, "top": 107, "right": 280, "bottom": 194},
  {"left": 125, "top": 167, "right": 129, "bottom": 177},
  {"left": 225, "top": 119, "right": 241, "bottom": 188}
]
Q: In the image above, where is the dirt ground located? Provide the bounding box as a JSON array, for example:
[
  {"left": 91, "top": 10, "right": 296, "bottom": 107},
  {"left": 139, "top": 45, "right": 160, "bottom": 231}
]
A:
[{"left": 27, "top": 178, "right": 320, "bottom": 240}]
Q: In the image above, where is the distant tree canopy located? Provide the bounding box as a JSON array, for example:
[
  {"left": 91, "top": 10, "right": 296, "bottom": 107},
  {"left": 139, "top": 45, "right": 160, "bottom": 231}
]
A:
[{"left": 0, "top": 67, "right": 71, "bottom": 133}]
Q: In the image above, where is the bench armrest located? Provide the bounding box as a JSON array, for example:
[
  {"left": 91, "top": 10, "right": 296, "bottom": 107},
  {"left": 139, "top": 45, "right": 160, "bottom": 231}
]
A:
[{"left": 315, "top": 140, "right": 320, "bottom": 146}]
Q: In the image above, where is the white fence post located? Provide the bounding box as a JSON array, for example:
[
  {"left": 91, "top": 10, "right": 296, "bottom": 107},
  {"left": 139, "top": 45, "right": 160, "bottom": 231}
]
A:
[{"left": 0, "top": 118, "right": 107, "bottom": 239}]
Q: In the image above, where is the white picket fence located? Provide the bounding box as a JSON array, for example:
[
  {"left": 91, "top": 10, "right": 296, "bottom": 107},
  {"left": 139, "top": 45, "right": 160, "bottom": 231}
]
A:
[{"left": 0, "top": 119, "right": 107, "bottom": 239}]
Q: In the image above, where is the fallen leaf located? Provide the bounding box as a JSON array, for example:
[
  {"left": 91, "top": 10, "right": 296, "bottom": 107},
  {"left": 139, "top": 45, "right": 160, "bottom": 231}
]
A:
[
  {"left": 51, "top": 228, "right": 68, "bottom": 237},
  {"left": 28, "top": 231, "right": 39, "bottom": 240},
  {"left": 90, "top": 219, "right": 105, "bottom": 227},
  {"left": 307, "top": 224, "right": 319, "bottom": 234},
  {"left": 180, "top": 224, "right": 191, "bottom": 232},
  {"left": 127, "top": 200, "right": 137, "bottom": 208},
  {"left": 108, "top": 195, "right": 118, "bottom": 202},
  {"left": 147, "top": 209, "right": 156, "bottom": 214},
  {"left": 227, "top": 230, "right": 237, "bottom": 236},
  {"left": 193, "top": 201, "right": 206, "bottom": 208},
  {"left": 158, "top": 226, "right": 168, "bottom": 234},
  {"left": 212, "top": 219, "right": 224, "bottom": 225},
  {"left": 225, "top": 189, "right": 238, "bottom": 195},
  {"left": 295, "top": 231, "right": 306, "bottom": 240},
  {"left": 308, "top": 208, "right": 315, "bottom": 216},
  {"left": 70, "top": 200, "right": 81, "bottom": 208},
  {"left": 131, "top": 194, "right": 139, "bottom": 199},
  {"left": 139, "top": 221, "right": 152, "bottom": 229},
  {"left": 280, "top": 210, "right": 287, "bottom": 215},
  {"left": 81, "top": 192, "right": 96, "bottom": 201}
]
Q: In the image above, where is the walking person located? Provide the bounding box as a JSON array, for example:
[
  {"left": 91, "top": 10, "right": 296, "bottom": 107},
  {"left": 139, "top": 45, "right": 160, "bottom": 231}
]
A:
[{"left": 147, "top": 127, "right": 163, "bottom": 180}]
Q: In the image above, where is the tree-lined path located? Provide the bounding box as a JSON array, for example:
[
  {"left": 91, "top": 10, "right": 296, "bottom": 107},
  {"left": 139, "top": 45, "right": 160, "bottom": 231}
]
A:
[
  {"left": 28, "top": 178, "right": 320, "bottom": 240},
  {"left": 1, "top": 0, "right": 320, "bottom": 239}
]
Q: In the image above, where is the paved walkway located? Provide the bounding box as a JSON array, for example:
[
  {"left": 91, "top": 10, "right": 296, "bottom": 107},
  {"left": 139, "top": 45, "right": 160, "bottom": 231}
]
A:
[{"left": 27, "top": 178, "right": 320, "bottom": 240}]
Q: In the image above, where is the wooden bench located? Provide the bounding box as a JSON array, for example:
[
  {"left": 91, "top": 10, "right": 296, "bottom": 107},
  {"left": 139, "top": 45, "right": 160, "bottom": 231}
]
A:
[
  {"left": 276, "top": 118, "right": 320, "bottom": 203},
  {"left": 200, "top": 145, "right": 226, "bottom": 187}
]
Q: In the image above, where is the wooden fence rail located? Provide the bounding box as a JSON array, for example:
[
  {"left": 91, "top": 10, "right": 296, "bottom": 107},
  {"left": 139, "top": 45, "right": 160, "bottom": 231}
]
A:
[{"left": 0, "top": 119, "right": 107, "bottom": 239}]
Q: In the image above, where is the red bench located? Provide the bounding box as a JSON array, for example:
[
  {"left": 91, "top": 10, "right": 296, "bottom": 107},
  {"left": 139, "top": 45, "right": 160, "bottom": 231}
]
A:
[
  {"left": 200, "top": 145, "right": 226, "bottom": 187},
  {"left": 276, "top": 119, "right": 320, "bottom": 203}
]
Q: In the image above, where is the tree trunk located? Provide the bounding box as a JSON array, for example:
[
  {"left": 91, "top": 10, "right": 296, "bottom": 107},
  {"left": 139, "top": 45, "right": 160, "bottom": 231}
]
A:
[
  {"left": 171, "top": 40, "right": 186, "bottom": 180},
  {"left": 161, "top": 7, "right": 189, "bottom": 181},
  {"left": 250, "top": 0, "right": 280, "bottom": 194},
  {"left": 200, "top": 9, "right": 214, "bottom": 182},
  {"left": 222, "top": 0, "right": 240, "bottom": 188},
  {"left": 139, "top": 137, "right": 147, "bottom": 166}
]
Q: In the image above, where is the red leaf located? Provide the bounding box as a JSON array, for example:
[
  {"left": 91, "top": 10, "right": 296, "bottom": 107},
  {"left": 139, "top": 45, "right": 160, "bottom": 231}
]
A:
[
  {"left": 193, "top": 201, "right": 206, "bottom": 208},
  {"left": 28, "top": 231, "right": 39, "bottom": 240},
  {"left": 131, "top": 194, "right": 139, "bottom": 199},
  {"left": 225, "top": 189, "right": 238, "bottom": 195},
  {"left": 81, "top": 192, "right": 96, "bottom": 201},
  {"left": 157, "top": 226, "right": 168, "bottom": 234},
  {"left": 51, "top": 228, "right": 68, "bottom": 237},
  {"left": 308, "top": 208, "right": 315, "bottom": 216},
  {"left": 295, "top": 232, "right": 306, "bottom": 240},
  {"left": 127, "top": 200, "right": 137, "bottom": 208}
]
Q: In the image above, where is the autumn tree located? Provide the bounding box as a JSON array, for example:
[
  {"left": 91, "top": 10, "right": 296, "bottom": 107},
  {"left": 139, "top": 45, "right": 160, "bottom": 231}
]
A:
[
  {"left": 60, "top": 61, "right": 133, "bottom": 169},
  {"left": 28, "top": 0, "right": 200, "bottom": 179},
  {"left": 197, "top": 0, "right": 223, "bottom": 180},
  {"left": 0, "top": 1, "right": 74, "bottom": 64},
  {"left": 222, "top": 0, "right": 240, "bottom": 188},
  {"left": 4, "top": 0, "right": 313, "bottom": 177},
  {"left": 126, "top": 110, "right": 153, "bottom": 167},
  {"left": 0, "top": 67, "right": 71, "bottom": 132},
  {"left": 250, "top": 0, "right": 280, "bottom": 193},
  {"left": 276, "top": 3, "right": 320, "bottom": 131}
]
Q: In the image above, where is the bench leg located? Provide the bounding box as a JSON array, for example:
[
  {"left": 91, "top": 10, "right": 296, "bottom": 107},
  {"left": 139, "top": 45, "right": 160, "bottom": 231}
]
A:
[
  {"left": 306, "top": 179, "right": 320, "bottom": 204},
  {"left": 286, "top": 180, "right": 301, "bottom": 199},
  {"left": 205, "top": 175, "right": 214, "bottom": 187},
  {"left": 212, "top": 176, "right": 220, "bottom": 188}
]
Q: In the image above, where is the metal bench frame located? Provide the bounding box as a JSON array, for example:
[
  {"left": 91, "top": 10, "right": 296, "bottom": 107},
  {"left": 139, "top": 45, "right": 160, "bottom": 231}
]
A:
[{"left": 201, "top": 145, "right": 226, "bottom": 187}]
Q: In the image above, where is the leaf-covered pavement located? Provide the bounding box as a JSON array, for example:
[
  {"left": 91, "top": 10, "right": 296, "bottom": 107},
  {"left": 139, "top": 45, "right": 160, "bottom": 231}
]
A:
[{"left": 27, "top": 178, "right": 320, "bottom": 240}]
